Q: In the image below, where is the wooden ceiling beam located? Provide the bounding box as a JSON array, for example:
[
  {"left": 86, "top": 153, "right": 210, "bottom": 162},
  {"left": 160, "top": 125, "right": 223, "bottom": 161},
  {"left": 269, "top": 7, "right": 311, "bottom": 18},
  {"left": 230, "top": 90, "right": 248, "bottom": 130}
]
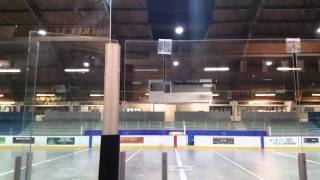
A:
[{"left": 22, "top": 0, "right": 44, "bottom": 25}]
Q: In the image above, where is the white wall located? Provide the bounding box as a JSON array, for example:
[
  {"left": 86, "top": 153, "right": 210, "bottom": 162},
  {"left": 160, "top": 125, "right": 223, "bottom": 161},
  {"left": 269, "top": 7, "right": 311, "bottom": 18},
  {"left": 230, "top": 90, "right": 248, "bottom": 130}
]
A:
[
  {"left": 149, "top": 92, "right": 212, "bottom": 103},
  {"left": 0, "top": 136, "right": 89, "bottom": 147},
  {"left": 0, "top": 135, "right": 188, "bottom": 148},
  {"left": 126, "top": 103, "right": 152, "bottom": 112},
  {"left": 154, "top": 104, "right": 176, "bottom": 122},
  {"left": 177, "top": 103, "right": 209, "bottom": 112}
]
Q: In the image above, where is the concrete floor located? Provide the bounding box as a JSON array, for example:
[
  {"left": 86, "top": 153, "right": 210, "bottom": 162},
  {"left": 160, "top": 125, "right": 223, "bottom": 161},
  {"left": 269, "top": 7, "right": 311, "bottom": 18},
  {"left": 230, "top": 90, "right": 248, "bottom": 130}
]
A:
[{"left": 1, "top": 148, "right": 320, "bottom": 180}]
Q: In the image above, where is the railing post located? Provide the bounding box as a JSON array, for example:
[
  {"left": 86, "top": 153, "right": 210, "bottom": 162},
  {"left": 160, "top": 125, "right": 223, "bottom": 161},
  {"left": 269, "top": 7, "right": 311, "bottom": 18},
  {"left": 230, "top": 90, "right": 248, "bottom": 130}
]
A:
[
  {"left": 119, "top": 151, "right": 126, "bottom": 180},
  {"left": 162, "top": 152, "right": 168, "bottom": 180},
  {"left": 298, "top": 153, "right": 307, "bottom": 180},
  {"left": 13, "top": 156, "right": 22, "bottom": 180}
]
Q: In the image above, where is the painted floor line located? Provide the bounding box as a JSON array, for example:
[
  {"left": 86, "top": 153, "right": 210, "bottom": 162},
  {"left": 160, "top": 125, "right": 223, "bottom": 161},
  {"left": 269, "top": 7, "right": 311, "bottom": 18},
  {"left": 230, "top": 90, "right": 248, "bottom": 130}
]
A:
[
  {"left": 126, "top": 149, "right": 142, "bottom": 163},
  {"left": 211, "top": 150, "right": 265, "bottom": 180},
  {"left": 174, "top": 149, "right": 188, "bottom": 180},
  {"left": 271, "top": 151, "right": 320, "bottom": 165},
  {"left": 0, "top": 149, "right": 89, "bottom": 177}
]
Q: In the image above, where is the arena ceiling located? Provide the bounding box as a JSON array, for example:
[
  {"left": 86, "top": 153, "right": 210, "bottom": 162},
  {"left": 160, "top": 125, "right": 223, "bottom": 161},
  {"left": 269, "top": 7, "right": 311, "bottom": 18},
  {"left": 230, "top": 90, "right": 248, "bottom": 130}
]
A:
[
  {"left": 0, "top": 0, "right": 319, "bottom": 40},
  {"left": 0, "top": 0, "right": 320, "bottom": 102}
]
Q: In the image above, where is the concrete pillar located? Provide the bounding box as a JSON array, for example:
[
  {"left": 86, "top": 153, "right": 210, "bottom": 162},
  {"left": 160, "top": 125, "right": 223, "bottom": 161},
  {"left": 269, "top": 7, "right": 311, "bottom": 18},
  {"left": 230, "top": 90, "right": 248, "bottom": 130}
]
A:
[{"left": 99, "top": 42, "right": 121, "bottom": 180}]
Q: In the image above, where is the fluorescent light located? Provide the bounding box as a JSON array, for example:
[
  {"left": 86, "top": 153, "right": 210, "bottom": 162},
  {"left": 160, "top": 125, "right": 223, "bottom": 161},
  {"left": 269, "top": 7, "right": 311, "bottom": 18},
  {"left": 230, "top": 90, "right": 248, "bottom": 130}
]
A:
[
  {"left": 277, "top": 67, "right": 302, "bottom": 71},
  {"left": 204, "top": 67, "right": 229, "bottom": 72},
  {"left": 145, "top": 93, "right": 149, "bottom": 96},
  {"left": 64, "top": 68, "right": 89, "bottom": 73},
  {"left": 173, "top": 61, "right": 179, "bottom": 66},
  {"left": 312, "top": 94, "right": 320, "bottom": 97},
  {"left": 317, "top": 27, "right": 320, "bottom": 34},
  {"left": 134, "top": 68, "right": 159, "bottom": 72},
  {"left": 212, "top": 93, "right": 219, "bottom": 97},
  {"left": 132, "top": 81, "right": 142, "bottom": 85},
  {"left": 203, "top": 84, "right": 213, "bottom": 88},
  {"left": 38, "top": 30, "right": 47, "bottom": 36},
  {"left": 175, "top": 26, "right": 184, "bottom": 35},
  {"left": 83, "top": 62, "right": 90, "bottom": 67},
  {"left": 36, "top": 93, "right": 55, "bottom": 97},
  {"left": 0, "top": 94, "right": 3, "bottom": 97},
  {"left": 0, "top": 69, "right": 21, "bottom": 73},
  {"left": 266, "top": 61, "right": 273, "bottom": 66},
  {"left": 0, "top": 101, "right": 15, "bottom": 105},
  {"left": 255, "top": 93, "right": 276, "bottom": 97},
  {"left": 200, "top": 79, "right": 212, "bottom": 83},
  {"left": 90, "top": 94, "right": 104, "bottom": 97}
]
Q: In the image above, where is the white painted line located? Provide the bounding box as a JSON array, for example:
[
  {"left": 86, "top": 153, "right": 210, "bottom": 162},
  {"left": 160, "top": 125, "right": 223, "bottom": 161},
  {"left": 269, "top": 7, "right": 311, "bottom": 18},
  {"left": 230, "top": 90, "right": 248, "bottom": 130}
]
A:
[
  {"left": 174, "top": 149, "right": 188, "bottom": 180},
  {"left": 271, "top": 151, "right": 320, "bottom": 165},
  {"left": 212, "top": 150, "right": 264, "bottom": 180},
  {"left": 0, "top": 149, "right": 89, "bottom": 177},
  {"left": 126, "top": 149, "right": 142, "bottom": 163}
]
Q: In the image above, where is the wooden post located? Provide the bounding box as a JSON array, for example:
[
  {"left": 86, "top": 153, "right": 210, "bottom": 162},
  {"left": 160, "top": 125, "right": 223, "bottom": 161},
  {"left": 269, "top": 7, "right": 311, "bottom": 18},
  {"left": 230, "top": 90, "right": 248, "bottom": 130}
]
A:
[{"left": 98, "top": 42, "right": 121, "bottom": 180}]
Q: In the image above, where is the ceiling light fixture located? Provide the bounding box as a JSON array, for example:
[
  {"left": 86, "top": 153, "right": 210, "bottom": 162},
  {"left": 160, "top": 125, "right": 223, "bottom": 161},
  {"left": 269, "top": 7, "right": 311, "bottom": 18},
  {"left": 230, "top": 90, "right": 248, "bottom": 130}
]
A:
[
  {"left": 173, "top": 61, "right": 179, "bottom": 66},
  {"left": 312, "top": 94, "right": 320, "bottom": 97},
  {"left": 277, "top": 67, "right": 302, "bottom": 71},
  {"left": 64, "top": 68, "right": 90, "bottom": 73},
  {"left": 132, "top": 81, "right": 142, "bottom": 85},
  {"left": 212, "top": 93, "right": 219, "bottom": 97},
  {"left": 0, "top": 94, "right": 4, "bottom": 98},
  {"left": 175, "top": 26, "right": 184, "bottom": 35},
  {"left": 83, "top": 62, "right": 90, "bottom": 67},
  {"left": 255, "top": 93, "right": 276, "bottom": 97},
  {"left": 134, "top": 68, "right": 159, "bottom": 72},
  {"left": 317, "top": 27, "right": 320, "bottom": 34},
  {"left": 0, "top": 101, "right": 15, "bottom": 105},
  {"left": 0, "top": 69, "right": 21, "bottom": 73},
  {"left": 266, "top": 61, "right": 273, "bottom": 66},
  {"left": 200, "top": 79, "right": 212, "bottom": 83},
  {"left": 204, "top": 67, "right": 230, "bottom": 72},
  {"left": 38, "top": 30, "right": 47, "bottom": 36},
  {"left": 36, "top": 93, "right": 55, "bottom": 97},
  {"left": 90, "top": 94, "right": 104, "bottom": 97}
]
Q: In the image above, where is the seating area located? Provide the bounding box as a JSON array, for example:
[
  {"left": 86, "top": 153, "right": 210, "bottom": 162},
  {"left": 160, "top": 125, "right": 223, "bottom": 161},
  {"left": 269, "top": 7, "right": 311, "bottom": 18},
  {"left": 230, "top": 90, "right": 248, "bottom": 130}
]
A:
[
  {"left": 0, "top": 112, "right": 32, "bottom": 135},
  {"left": 1, "top": 111, "right": 319, "bottom": 136},
  {"left": 175, "top": 112, "right": 233, "bottom": 130}
]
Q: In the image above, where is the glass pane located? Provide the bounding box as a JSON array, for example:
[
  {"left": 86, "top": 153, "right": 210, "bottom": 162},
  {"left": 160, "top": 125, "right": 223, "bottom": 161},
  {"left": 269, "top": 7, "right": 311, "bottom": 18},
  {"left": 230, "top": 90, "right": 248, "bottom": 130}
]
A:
[
  {"left": 0, "top": 42, "right": 33, "bottom": 179},
  {"left": 25, "top": 31, "right": 111, "bottom": 179},
  {"left": 124, "top": 39, "right": 307, "bottom": 179},
  {"left": 298, "top": 39, "right": 320, "bottom": 150}
]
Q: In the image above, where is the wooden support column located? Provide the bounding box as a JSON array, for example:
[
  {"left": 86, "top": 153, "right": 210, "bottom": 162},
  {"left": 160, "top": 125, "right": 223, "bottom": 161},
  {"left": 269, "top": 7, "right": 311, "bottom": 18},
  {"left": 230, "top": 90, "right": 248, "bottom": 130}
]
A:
[{"left": 99, "top": 42, "right": 121, "bottom": 180}]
